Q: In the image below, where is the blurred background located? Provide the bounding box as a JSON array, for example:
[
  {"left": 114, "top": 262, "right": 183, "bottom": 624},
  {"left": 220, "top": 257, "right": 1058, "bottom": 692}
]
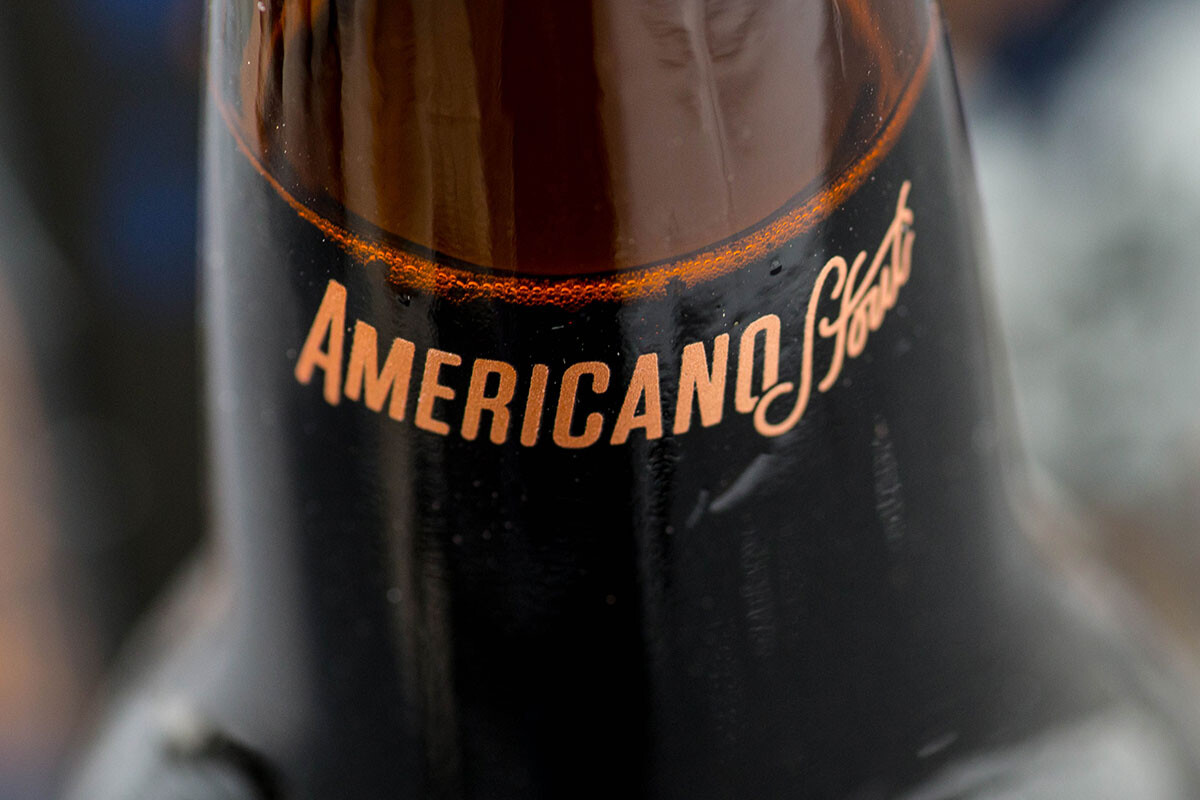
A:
[{"left": 0, "top": 0, "right": 1195, "bottom": 797}]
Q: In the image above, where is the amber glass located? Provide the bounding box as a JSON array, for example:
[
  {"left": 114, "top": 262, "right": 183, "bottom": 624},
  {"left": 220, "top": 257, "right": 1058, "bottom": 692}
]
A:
[
  {"left": 213, "top": 1, "right": 928, "bottom": 277},
  {"left": 66, "top": 1, "right": 1200, "bottom": 799}
]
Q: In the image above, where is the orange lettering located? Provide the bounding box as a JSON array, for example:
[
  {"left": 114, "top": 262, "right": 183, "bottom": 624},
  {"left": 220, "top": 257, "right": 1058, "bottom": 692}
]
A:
[
  {"left": 343, "top": 320, "right": 415, "bottom": 420},
  {"left": 415, "top": 349, "right": 462, "bottom": 436},
  {"left": 461, "top": 359, "right": 518, "bottom": 444},
  {"left": 735, "top": 315, "right": 781, "bottom": 414},
  {"left": 611, "top": 354, "right": 663, "bottom": 445},
  {"left": 294, "top": 279, "right": 347, "bottom": 406},
  {"left": 673, "top": 334, "right": 729, "bottom": 435},
  {"left": 553, "top": 362, "right": 610, "bottom": 449},
  {"left": 520, "top": 364, "right": 551, "bottom": 447}
]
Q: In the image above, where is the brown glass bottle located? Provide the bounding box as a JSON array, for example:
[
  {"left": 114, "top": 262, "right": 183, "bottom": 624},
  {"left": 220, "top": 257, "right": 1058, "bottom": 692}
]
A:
[{"left": 68, "top": 1, "right": 1200, "bottom": 798}]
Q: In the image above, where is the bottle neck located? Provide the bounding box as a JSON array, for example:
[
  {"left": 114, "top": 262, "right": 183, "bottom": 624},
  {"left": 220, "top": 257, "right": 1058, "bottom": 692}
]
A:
[
  {"left": 196, "top": 3, "right": 1119, "bottom": 796},
  {"left": 214, "top": 0, "right": 930, "bottom": 274}
]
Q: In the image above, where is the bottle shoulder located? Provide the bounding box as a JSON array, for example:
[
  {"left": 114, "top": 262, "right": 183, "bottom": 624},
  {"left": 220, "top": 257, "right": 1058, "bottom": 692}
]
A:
[
  {"left": 898, "top": 703, "right": 1200, "bottom": 800},
  {"left": 63, "top": 692, "right": 266, "bottom": 800},
  {"left": 66, "top": 553, "right": 1200, "bottom": 800}
]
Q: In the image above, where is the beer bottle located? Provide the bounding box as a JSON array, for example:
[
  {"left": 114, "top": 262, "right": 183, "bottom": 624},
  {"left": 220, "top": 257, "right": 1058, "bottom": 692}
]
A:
[{"left": 68, "top": 1, "right": 1200, "bottom": 797}]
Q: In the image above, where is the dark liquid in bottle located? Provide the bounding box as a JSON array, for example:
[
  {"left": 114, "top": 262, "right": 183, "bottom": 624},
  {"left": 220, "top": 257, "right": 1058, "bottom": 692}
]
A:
[{"left": 65, "top": 2, "right": 1200, "bottom": 798}]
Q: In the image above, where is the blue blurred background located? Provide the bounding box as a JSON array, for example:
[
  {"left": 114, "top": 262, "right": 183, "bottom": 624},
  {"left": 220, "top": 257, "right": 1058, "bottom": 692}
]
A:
[
  {"left": 0, "top": 0, "right": 1195, "bottom": 797},
  {"left": 0, "top": 1, "right": 203, "bottom": 796}
]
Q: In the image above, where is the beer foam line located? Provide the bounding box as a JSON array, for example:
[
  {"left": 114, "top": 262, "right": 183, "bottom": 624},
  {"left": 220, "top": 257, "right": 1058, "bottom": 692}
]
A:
[{"left": 215, "top": 15, "right": 936, "bottom": 309}]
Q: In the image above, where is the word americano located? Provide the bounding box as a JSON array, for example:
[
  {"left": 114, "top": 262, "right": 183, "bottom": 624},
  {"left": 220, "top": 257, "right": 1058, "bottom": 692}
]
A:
[{"left": 295, "top": 182, "right": 914, "bottom": 448}]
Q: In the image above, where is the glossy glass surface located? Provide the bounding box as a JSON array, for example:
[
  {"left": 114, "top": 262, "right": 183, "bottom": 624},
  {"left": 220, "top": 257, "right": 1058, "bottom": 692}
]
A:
[
  {"left": 215, "top": 0, "right": 927, "bottom": 275},
  {"left": 65, "top": 2, "right": 1200, "bottom": 798}
]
